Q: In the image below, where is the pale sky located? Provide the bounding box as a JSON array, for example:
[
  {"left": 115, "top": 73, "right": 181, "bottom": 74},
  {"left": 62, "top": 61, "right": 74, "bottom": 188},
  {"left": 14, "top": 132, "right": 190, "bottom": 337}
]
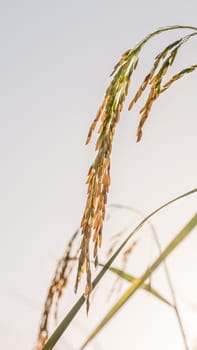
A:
[{"left": 0, "top": 1, "right": 197, "bottom": 349}]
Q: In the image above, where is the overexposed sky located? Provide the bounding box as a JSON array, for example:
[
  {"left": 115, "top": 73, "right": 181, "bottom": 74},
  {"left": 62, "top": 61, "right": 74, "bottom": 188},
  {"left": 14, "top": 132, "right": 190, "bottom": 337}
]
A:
[{"left": 0, "top": 1, "right": 197, "bottom": 349}]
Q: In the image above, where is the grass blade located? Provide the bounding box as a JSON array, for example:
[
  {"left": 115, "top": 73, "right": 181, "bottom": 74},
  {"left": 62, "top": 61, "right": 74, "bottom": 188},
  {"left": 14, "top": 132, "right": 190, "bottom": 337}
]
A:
[{"left": 80, "top": 213, "right": 197, "bottom": 349}]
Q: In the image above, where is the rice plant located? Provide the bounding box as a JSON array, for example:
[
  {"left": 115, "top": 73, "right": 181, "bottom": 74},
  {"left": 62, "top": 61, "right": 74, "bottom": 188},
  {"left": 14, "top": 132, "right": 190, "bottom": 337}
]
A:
[{"left": 35, "top": 25, "right": 197, "bottom": 350}]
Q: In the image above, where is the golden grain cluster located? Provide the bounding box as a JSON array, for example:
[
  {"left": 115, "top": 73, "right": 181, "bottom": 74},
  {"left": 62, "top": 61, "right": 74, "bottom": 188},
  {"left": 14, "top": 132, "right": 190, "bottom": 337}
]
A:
[
  {"left": 75, "top": 27, "right": 197, "bottom": 309},
  {"left": 75, "top": 48, "right": 140, "bottom": 310}
]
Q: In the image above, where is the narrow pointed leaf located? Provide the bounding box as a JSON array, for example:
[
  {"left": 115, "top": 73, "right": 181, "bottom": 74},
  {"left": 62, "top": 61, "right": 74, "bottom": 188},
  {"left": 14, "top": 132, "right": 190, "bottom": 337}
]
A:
[{"left": 80, "top": 213, "right": 197, "bottom": 349}]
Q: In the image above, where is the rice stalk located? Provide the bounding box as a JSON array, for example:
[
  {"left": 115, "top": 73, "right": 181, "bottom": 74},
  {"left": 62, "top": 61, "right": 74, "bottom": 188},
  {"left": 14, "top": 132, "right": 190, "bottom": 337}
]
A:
[
  {"left": 76, "top": 51, "right": 139, "bottom": 310},
  {"left": 75, "top": 26, "right": 197, "bottom": 307}
]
